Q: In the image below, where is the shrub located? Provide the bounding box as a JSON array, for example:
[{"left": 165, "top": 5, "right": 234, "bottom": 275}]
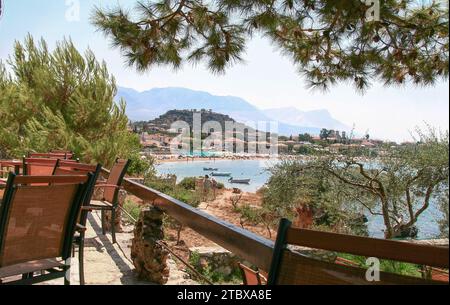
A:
[
  {"left": 339, "top": 253, "right": 422, "bottom": 278},
  {"left": 123, "top": 199, "right": 141, "bottom": 223},
  {"left": 145, "top": 175, "right": 200, "bottom": 208},
  {"left": 127, "top": 153, "right": 155, "bottom": 177},
  {"left": 179, "top": 177, "right": 197, "bottom": 190},
  {"left": 188, "top": 251, "right": 243, "bottom": 284}
]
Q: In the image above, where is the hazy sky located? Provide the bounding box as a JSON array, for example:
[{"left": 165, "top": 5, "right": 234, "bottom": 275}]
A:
[{"left": 0, "top": 0, "right": 448, "bottom": 141}]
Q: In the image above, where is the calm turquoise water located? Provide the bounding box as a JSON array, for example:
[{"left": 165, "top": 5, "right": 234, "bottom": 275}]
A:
[
  {"left": 156, "top": 160, "right": 443, "bottom": 239},
  {"left": 157, "top": 159, "right": 278, "bottom": 193}
]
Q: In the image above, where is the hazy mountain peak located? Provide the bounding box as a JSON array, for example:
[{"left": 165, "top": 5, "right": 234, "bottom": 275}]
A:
[{"left": 116, "top": 86, "right": 348, "bottom": 135}]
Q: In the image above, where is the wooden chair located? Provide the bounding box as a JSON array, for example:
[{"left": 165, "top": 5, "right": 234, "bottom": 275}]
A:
[
  {"left": 29, "top": 152, "right": 74, "bottom": 160},
  {"left": 23, "top": 158, "right": 79, "bottom": 175},
  {"left": 258, "top": 270, "right": 268, "bottom": 285},
  {"left": 267, "top": 219, "right": 449, "bottom": 285},
  {"left": 431, "top": 268, "right": 449, "bottom": 283},
  {"left": 0, "top": 173, "right": 94, "bottom": 285},
  {"left": 23, "top": 158, "right": 59, "bottom": 176},
  {"left": 50, "top": 150, "right": 75, "bottom": 159},
  {"left": 239, "top": 263, "right": 267, "bottom": 285},
  {"left": 88, "top": 159, "right": 131, "bottom": 244},
  {"left": 53, "top": 160, "right": 102, "bottom": 285},
  {"left": 0, "top": 160, "right": 23, "bottom": 178},
  {"left": 1, "top": 161, "right": 20, "bottom": 178}
]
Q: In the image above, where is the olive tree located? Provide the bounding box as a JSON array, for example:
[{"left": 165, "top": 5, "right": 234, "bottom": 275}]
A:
[{"left": 302, "top": 128, "right": 449, "bottom": 238}]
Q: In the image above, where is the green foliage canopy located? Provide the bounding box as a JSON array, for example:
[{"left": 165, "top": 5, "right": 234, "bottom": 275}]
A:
[
  {"left": 93, "top": 0, "right": 448, "bottom": 92},
  {"left": 0, "top": 35, "right": 142, "bottom": 169}
]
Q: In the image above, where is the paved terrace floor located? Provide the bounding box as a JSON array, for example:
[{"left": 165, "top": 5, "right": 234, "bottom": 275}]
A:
[{"left": 44, "top": 211, "right": 199, "bottom": 285}]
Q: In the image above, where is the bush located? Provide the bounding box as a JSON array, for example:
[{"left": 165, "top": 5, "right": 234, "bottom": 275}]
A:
[
  {"left": 123, "top": 199, "right": 141, "bottom": 223},
  {"left": 189, "top": 251, "right": 243, "bottom": 284},
  {"left": 179, "top": 177, "right": 197, "bottom": 190},
  {"left": 127, "top": 153, "right": 155, "bottom": 177},
  {"left": 145, "top": 175, "right": 200, "bottom": 208},
  {"left": 339, "top": 253, "right": 422, "bottom": 278}
]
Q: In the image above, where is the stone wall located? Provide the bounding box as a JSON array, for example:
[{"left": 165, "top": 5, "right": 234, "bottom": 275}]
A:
[{"left": 131, "top": 206, "right": 170, "bottom": 284}]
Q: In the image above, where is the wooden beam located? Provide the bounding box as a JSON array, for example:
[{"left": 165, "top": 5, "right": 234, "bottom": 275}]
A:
[
  {"left": 277, "top": 250, "right": 445, "bottom": 285},
  {"left": 286, "top": 228, "right": 449, "bottom": 268}
]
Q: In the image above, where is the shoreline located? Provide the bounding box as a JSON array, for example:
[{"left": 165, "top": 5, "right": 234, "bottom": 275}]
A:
[{"left": 152, "top": 154, "right": 308, "bottom": 164}]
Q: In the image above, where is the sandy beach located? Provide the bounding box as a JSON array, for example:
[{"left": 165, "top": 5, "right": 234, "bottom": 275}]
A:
[{"left": 152, "top": 154, "right": 306, "bottom": 164}]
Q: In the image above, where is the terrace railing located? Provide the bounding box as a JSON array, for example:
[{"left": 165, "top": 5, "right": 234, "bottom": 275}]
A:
[{"left": 101, "top": 168, "right": 449, "bottom": 285}]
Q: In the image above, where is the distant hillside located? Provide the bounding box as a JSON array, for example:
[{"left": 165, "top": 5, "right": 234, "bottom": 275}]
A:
[
  {"left": 116, "top": 87, "right": 347, "bottom": 136},
  {"left": 146, "top": 109, "right": 238, "bottom": 131}
]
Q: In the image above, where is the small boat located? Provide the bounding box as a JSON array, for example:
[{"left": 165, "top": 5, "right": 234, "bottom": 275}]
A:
[
  {"left": 228, "top": 178, "right": 251, "bottom": 184},
  {"left": 203, "top": 168, "right": 219, "bottom": 171},
  {"left": 211, "top": 172, "right": 232, "bottom": 177}
]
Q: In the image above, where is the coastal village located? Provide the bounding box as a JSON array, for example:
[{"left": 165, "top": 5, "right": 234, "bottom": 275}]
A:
[{"left": 133, "top": 109, "right": 398, "bottom": 162}]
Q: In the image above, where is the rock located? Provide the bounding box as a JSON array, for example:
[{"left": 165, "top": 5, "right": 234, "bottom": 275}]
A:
[
  {"left": 131, "top": 206, "right": 170, "bottom": 284},
  {"left": 189, "top": 246, "right": 240, "bottom": 280}
]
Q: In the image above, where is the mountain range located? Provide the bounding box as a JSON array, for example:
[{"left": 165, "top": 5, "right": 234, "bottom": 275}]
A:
[{"left": 116, "top": 87, "right": 350, "bottom": 136}]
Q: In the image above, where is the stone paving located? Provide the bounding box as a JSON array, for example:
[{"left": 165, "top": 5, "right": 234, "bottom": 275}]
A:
[{"left": 45, "top": 211, "right": 198, "bottom": 285}]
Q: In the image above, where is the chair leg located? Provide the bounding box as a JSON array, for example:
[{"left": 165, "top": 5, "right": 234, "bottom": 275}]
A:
[
  {"left": 101, "top": 209, "right": 106, "bottom": 235},
  {"left": 111, "top": 208, "right": 116, "bottom": 244},
  {"left": 64, "top": 259, "right": 71, "bottom": 286},
  {"left": 79, "top": 234, "right": 85, "bottom": 285},
  {"left": 22, "top": 273, "right": 33, "bottom": 280}
]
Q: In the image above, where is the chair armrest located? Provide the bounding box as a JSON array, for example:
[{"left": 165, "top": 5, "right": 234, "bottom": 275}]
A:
[
  {"left": 95, "top": 178, "right": 107, "bottom": 184},
  {"left": 95, "top": 184, "right": 123, "bottom": 190},
  {"left": 76, "top": 224, "right": 87, "bottom": 232}
]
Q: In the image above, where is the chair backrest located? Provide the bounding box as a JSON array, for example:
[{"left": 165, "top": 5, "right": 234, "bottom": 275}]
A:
[
  {"left": 268, "top": 219, "right": 449, "bottom": 285},
  {"left": 239, "top": 263, "right": 262, "bottom": 285},
  {"left": 54, "top": 161, "right": 101, "bottom": 202},
  {"left": 239, "top": 263, "right": 267, "bottom": 286},
  {"left": 431, "top": 268, "right": 449, "bottom": 283},
  {"left": 53, "top": 161, "right": 101, "bottom": 226},
  {"left": 50, "top": 150, "right": 74, "bottom": 158},
  {"left": 0, "top": 174, "right": 93, "bottom": 268},
  {"left": 23, "top": 158, "right": 59, "bottom": 176},
  {"left": 103, "top": 159, "right": 130, "bottom": 204},
  {"left": 0, "top": 161, "right": 21, "bottom": 177},
  {"left": 29, "top": 152, "right": 73, "bottom": 160},
  {"left": 258, "top": 270, "right": 268, "bottom": 285}
]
